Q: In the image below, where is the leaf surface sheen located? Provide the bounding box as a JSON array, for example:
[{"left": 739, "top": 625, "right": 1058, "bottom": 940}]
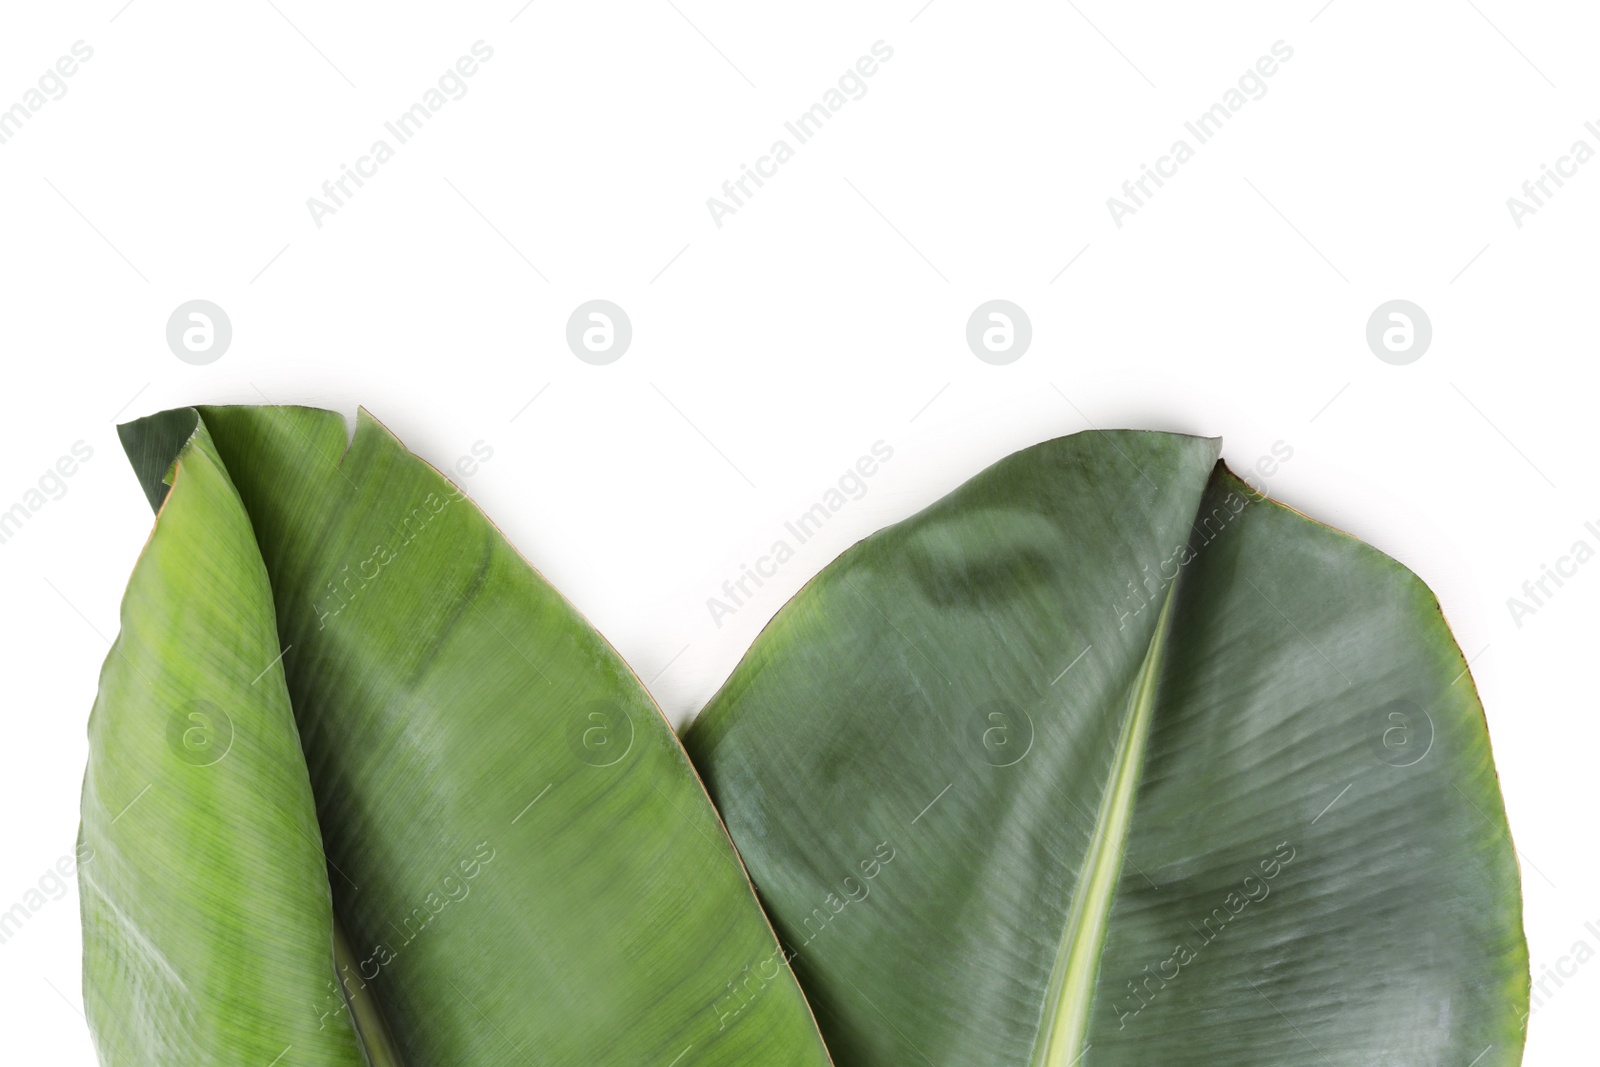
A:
[{"left": 685, "top": 429, "right": 1529, "bottom": 1067}]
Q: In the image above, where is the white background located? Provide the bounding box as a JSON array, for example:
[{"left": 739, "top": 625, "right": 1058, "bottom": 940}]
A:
[{"left": 1, "top": 1, "right": 1595, "bottom": 1062}]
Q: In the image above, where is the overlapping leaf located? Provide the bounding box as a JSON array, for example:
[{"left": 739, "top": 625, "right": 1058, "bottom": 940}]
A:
[{"left": 80, "top": 405, "right": 832, "bottom": 1066}]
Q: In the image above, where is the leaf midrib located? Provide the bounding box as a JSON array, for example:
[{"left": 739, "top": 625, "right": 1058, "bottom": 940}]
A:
[
  {"left": 1034, "top": 583, "right": 1176, "bottom": 1067},
  {"left": 334, "top": 918, "right": 406, "bottom": 1066}
]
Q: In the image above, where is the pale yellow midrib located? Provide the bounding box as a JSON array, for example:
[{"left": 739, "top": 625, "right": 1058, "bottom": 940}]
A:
[
  {"left": 334, "top": 917, "right": 407, "bottom": 1066},
  {"left": 1035, "top": 586, "right": 1175, "bottom": 1067}
]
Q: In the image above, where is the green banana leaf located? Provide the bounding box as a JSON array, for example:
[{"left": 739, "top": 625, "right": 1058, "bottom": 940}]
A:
[
  {"left": 79, "top": 405, "right": 833, "bottom": 1066},
  {"left": 684, "top": 430, "right": 1529, "bottom": 1066}
]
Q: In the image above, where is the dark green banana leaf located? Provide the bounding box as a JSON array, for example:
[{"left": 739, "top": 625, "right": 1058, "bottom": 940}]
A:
[
  {"left": 684, "top": 430, "right": 1528, "bottom": 1067},
  {"left": 79, "top": 405, "right": 833, "bottom": 1066}
]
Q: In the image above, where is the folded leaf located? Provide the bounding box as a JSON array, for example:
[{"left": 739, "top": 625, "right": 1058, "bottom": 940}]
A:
[
  {"left": 684, "top": 430, "right": 1528, "bottom": 1066},
  {"left": 79, "top": 419, "right": 366, "bottom": 1066},
  {"left": 82, "top": 405, "right": 832, "bottom": 1066}
]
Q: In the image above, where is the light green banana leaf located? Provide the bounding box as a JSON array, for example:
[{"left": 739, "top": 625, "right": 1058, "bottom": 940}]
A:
[
  {"left": 685, "top": 429, "right": 1528, "bottom": 1067},
  {"left": 79, "top": 405, "right": 833, "bottom": 1066}
]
